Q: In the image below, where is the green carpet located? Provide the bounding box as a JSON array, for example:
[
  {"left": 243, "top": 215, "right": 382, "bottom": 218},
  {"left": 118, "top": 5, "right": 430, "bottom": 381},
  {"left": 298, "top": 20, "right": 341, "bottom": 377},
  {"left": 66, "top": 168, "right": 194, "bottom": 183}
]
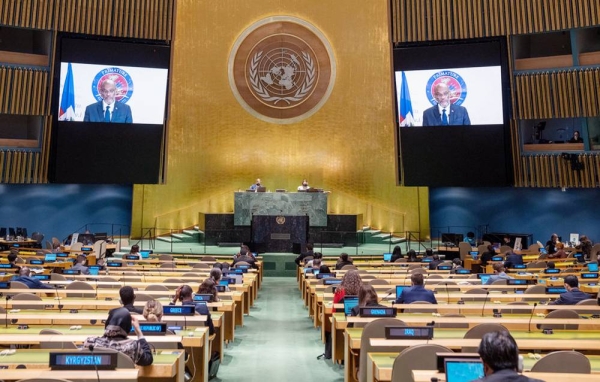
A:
[{"left": 213, "top": 277, "right": 343, "bottom": 382}]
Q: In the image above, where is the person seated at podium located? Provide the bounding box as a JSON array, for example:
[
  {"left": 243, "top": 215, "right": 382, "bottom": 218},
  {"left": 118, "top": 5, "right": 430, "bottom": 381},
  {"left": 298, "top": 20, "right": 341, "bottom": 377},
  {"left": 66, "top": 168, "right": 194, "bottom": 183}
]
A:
[
  {"left": 335, "top": 253, "right": 354, "bottom": 270},
  {"left": 545, "top": 261, "right": 556, "bottom": 272},
  {"left": 390, "top": 246, "right": 403, "bottom": 262},
  {"left": 7, "top": 252, "right": 20, "bottom": 273},
  {"left": 128, "top": 244, "right": 141, "bottom": 259},
  {"left": 474, "top": 331, "right": 544, "bottom": 382},
  {"left": 233, "top": 247, "right": 257, "bottom": 269},
  {"left": 12, "top": 267, "right": 53, "bottom": 290},
  {"left": 502, "top": 234, "right": 514, "bottom": 248},
  {"left": 428, "top": 254, "right": 442, "bottom": 270},
  {"left": 71, "top": 254, "right": 90, "bottom": 275},
  {"left": 504, "top": 251, "right": 523, "bottom": 268},
  {"left": 395, "top": 273, "right": 437, "bottom": 305},
  {"left": 485, "top": 263, "right": 513, "bottom": 285},
  {"left": 83, "top": 307, "right": 153, "bottom": 366},
  {"left": 171, "top": 285, "right": 214, "bottom": 335},
  {"left": 464, "top": 231, "right": 476, "bottom": 246},
  {"left": 120, "top": 286, "right": 143, "bottom": 314},
  {"left": 568, "top": 130, "right": 583, "bottom": 143},
  {"left": 197, "top": 278, "right": 219, "bottom": 302},
  {"left": 549, "top": 275, "right": 591, "bottom": 305},
  {"left": 294, "top": 243, "right": 314, "bottom": 266},
  {"left": 297, "top": 179, "right": 310, "bottom": 191},
  {"left": 548, "top": 242, "right": 567, "bottom": 259},
  {"left": 350, "top": 284, "right": 386, "bottom": 316},
  {"left": 249, "top": 178, "right": 262, "bottom": 191},
  {"left": 480, "top": 245, "right": 496, "bottom": 267},
  {"left": 406, "top": 249, "right": 418, "bottom": 262}
]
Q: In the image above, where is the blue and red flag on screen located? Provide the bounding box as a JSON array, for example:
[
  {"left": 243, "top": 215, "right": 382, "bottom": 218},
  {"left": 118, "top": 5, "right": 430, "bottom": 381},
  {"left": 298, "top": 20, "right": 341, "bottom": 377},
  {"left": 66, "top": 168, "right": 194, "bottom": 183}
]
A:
[
  {"left": 58, "top": 63, "right": 75, "bottom": 121},
  {"left": 398, "top": 71, "right": 415, "bottom": 127}
]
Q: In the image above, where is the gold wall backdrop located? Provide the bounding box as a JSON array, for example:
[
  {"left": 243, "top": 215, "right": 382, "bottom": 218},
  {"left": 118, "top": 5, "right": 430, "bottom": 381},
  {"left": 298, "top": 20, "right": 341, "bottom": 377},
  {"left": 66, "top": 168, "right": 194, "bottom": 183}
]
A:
[{"left": 131, "top": 0, "right": 429, "bottom": 239}]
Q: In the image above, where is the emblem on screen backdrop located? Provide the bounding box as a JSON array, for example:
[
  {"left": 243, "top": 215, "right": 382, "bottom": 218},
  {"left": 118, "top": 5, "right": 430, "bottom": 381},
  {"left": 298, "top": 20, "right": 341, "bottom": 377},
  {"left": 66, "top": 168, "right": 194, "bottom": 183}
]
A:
[
  {"left": 425, "top": 70, "right": 467, "bottom": 106},
  {"left": 229, "top": 16, "right": 336, "bottom": 124},
  {"left": 91, "top": 67, "right": 134, "bottom": 103}
]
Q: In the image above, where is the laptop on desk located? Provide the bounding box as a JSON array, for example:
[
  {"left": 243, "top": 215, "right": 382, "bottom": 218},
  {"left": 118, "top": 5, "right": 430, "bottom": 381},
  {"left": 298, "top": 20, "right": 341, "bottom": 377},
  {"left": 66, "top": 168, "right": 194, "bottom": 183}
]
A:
[
  {"left": 445, "top": 358, "right": 484, "bottom": 382},
  {"left": 343, "top": 296, "right": 359, "bottom": 316}
]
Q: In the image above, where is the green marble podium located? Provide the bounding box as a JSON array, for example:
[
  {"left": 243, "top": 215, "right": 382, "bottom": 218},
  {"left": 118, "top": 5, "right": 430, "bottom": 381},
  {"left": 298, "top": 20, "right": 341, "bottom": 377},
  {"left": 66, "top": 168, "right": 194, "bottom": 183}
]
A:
[{"left": 233, "top": 191, "right": 327, "bottom": 227}]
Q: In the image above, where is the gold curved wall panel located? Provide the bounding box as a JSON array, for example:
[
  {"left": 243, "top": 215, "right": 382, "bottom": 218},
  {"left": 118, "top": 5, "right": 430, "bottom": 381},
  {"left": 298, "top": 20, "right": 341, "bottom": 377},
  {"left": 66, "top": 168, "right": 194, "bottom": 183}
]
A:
[{"left": 131, "top": 0, "right": 429, "bottom": 238}]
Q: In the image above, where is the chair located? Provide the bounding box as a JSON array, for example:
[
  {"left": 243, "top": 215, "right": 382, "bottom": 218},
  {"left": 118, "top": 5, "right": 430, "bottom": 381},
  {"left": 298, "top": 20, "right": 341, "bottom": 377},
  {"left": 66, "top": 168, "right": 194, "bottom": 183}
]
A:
[
  {"left": 234, "top": 261, "right": 251, "bottom": 268},
  {"left": 65, "top": 281, "right": 95, "bottom": 298},
  {"left": 45, "top": 240, "right": 53, "bottom": 250},
  {"left": 70, "top": 242, "right": 83, "bottom": 251},
  {"left": 182, "top": 272, "right": 201, "bottom": 277},
  {"left": 574, "top": 299, "right": 599, "bottom": 315},
  {"left": 341, "top": 264, "right": 357, "bottom": 271},
  {"left": 461, "top": 288, "right": 488, "bottom": 301},
  {"left": 17, "top": 379, "right": 74, "bottom": 382},
  {"left": 499, "top": 245, "right": 512, "bottom": 254},
  {"left": 121, "top": 276, "right": 141, "bottom": 283},
  {"left": 394, "top": 258, "right": 407, "bottom": 263},
  {"left": 589, "top": 243, "right": 600, "bottom": 262},
  {"left": 390, "top": 344, "right": 453, "bottom": 382},
  {"left": 98, "top": 277, "right": 120, "bottom": 289},
  {"left": 358, "top": 318, "right": 406, "bottom": 382},
  {"left": 159, "top": 262, "right": 177, "bottom": 268},
  {"left": 51, "top": 273, "right": 67, "bottom": 281},
  {"left": 9, "top": 281, "right": 29, "bottom": 291},
  {"left": 51, "top": 237, "right": 61, "bottom": 248},
  {"left": 488, "top": 279, "right": 507, "bottom": 292},
  {"left": 410, "top": 268, "right": 426, "bottom": 275},
  {"left": 93, "top": 240, "right": 105, "bottom": 259},
  {"left": 39, "top": 328, "right": 77, "bottom": 350},
  {"left": 404, "top": 301, "right": 437, "bottom": 313},
  {"left": 12, "top": 293, "right": 43, "bottom": 309},
  {"left": 145, "top": 284, "right": 169, "bottom": 291},
  {"left": 159, "top": 254, "right": 174, "bottom": 261},
  {"left": 427, "top": 274, "right": 443, "bottom": 280},
  {"left": 434, "top": 314, "right": 469, "bottom": 329},
  {"left": 537, "top": 309, "right": 580, "bottom": 330},
  {"left": 201, "top": 256, "right": 216, "bottom": 262},
  {"left": 134, "top": 293, "right": 154, "bottom": 301},
  {"left": 434, "top": 281, "right": 460, "bottom": 292},
  {"left": 407, "top": 264, "right": 422, "bottom": 271},
  {"left": 323, "top": 286, "right": 334, "bottom": 293},
  {"left": 162, "top": 278, "right": 184, "bottom": 289},
  {"left": 530, "top": 350, "right": 591, "bottom": 373},
  {"left": 458, "top": 242, "right": 471, "bottom": 261},
  {"left": 360, "top": 275, "right": 376, "bottom": 281},
  {"left": 192, "top": 263, "right": 211, "bottom": 269},
  {"left": 477, "top": 244, "right": 488, "bottom": 254},
  {"left": 523, "top": 284, "right": 547, "bottom": 302},
  {"left": 463, "top": 323, "right": 508, "bottom": 352},
  {"left": 501, "top": 301, "right": 533, "bottom": 314},
  {"left": 369, "top": 279, "right": 389, "bottom": 285},
  {"left": 31, "top": 232, "right": 44, "bottom": 246}
]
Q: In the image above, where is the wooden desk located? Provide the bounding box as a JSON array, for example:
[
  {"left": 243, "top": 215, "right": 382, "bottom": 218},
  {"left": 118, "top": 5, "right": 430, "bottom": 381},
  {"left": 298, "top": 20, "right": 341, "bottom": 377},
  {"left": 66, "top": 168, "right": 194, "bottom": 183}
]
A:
[
  {"left": 368, "top": 353, "right": 600, "bottom": 382},
  {"left": 413, "top": 370, "right": 599, "bottom": 382},
  {"left": 0, "top": 349, "right": 182, "bottom": 381},
  {"left": 523, "top": 143, "right": 584, "bottom": 151},
  {"left": 0, "top": 369, "right": 139, "bottom": 382}
]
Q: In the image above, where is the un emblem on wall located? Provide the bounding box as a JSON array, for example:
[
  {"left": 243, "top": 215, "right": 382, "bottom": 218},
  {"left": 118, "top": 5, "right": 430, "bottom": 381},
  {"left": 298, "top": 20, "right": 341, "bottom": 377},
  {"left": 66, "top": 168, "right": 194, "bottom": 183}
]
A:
[{"left": 229, "top": 16, "right": 336, "bottom": 124}]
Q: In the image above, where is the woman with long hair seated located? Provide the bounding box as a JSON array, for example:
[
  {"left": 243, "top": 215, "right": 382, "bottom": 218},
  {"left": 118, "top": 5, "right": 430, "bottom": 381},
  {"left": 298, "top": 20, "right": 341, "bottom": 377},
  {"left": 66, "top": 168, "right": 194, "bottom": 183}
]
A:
[
  {"left": 332, "top": 269, "right": 363, "bottom": 311},
  {"left": 83, "top": 307, "right": 153, "bottom": 366},
  {"left": 197, "top": 278, "right": 219, "bottom": 302},
  {"left": 350, "top": 284, "right": 385, "bottom": 316}
]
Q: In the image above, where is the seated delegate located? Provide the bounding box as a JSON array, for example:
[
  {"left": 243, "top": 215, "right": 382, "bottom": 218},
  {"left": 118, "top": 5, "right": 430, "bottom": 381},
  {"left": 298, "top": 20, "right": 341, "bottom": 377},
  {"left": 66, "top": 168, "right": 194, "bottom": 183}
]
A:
[
  {"left": 170, "top": 285, "right": 214, "bottom": 335},
  {"left": 395, "top": 273, "right": 437, "bottom": 305},
  {"left": 83, "top": 307, "right": 153, "bottom": 366},
  {"left": 485, "top": 263, "right": 513, "bottom": 285},
  {"left": 549, "top": 275, "right": 591, "bottom": 305}
]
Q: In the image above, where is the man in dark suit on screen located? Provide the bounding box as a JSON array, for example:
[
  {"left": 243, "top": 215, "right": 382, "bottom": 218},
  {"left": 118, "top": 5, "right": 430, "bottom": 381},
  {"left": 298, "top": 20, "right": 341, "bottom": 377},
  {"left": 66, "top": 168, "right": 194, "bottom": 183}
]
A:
[
  {"left": 422, "top": 82, "right": 470, "bottom": 126},
  {"left": 84, "top": 79, "right": 133, "bottom": 123}
]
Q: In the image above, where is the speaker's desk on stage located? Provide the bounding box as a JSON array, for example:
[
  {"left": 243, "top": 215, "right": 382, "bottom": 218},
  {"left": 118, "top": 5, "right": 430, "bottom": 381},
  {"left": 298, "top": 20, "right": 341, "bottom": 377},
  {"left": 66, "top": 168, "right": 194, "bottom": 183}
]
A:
[{"left": 0, "top": 349, "right": 182, "bottom": 382}]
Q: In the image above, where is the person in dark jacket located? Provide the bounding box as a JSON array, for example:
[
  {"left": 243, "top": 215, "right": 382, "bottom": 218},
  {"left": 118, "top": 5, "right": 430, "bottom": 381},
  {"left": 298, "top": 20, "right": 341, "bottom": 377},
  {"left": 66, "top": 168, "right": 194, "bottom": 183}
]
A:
[
  {"left": 171, "top": 285, "right": 214, "bottom": 335},
  {"left": 335, "top": 253, "right": 354, "bottom": 270},
  {"left": 83, "top": 307, "right": 153, "bottom": 366},
  {"left": 395, "top": 273, "right": 437, "bottom": 305},
  {"left": 12, "top": 267, "right": 53, "bottom": 289},
  {"left": 480, "top": 245, "right": 496, "bottom": 266},
  {"left": 549, "top": 275, "right": 591, "bottom": 305},
  {"left": 232, "top": 247, "right": 257, "bottom": 269},
  {"left": 294, "top": 243, "right": 314, "bottom": 266},
  {"left": 390, "top": 246, "right": 403, "bottom": 262},
  {"left": 504, "top": 251, "right": 523, "bottom": 268},
  {"left": 473, "top": 331, "right": 543, "bottom": 382},
  {"left": 428, "top": 254, "right": 442, "bottom": 270},
  {"left": 120, "top": 286, "right": 143, "bottom": 314},
  {"left": 350, "top": 284, "right": 386, "bottom": 316}
]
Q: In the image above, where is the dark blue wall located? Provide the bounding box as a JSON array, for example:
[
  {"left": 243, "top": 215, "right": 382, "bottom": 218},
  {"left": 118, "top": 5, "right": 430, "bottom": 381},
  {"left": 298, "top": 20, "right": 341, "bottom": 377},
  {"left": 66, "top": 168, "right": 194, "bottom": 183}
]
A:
[
  {"left": 430, "top": 187, "right": 600, "bottom": 244},
  {"left": 0, "top": 184, "right": 132, "bottom": 243}
]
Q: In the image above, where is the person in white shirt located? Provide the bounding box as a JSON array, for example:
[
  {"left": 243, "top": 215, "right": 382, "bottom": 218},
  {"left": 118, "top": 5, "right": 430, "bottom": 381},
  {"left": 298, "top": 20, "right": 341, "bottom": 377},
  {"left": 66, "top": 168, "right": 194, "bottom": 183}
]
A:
[{"left": 297, "top": 179, "right": 310, "bottom": 191}]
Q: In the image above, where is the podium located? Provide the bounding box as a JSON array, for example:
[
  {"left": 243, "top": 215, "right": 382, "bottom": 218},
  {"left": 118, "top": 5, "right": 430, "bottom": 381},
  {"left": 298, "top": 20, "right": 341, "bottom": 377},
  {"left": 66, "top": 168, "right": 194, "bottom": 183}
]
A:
[{"left": 251, "top": 215, "right": 308, "bottom": 253}]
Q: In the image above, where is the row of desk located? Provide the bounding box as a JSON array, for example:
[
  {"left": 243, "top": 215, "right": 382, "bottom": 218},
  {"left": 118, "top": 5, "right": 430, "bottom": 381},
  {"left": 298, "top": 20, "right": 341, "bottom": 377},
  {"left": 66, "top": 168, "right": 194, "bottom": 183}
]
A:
[{"left": 296, "top": 255, "right": 600, "bottom": 382}]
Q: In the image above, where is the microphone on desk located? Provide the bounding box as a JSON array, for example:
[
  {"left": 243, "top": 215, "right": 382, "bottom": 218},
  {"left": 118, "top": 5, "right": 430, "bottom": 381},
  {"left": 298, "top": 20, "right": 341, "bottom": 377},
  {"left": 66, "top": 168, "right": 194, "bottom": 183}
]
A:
[
  {"left": 4, "top": 295, "right": 10, "bottom": 329},
  {"left": 142, "top": 266, "right": 146, "bottom": 283},
  {"left": 444, "top": 283, "right": 450, "bottom": 304},
  {"left": 54, "top": 285, "right": 63, "bottom": 313},
  {"left": 88, "top": 344, "right": 100, "bottom": 382},
  {"left": 528, "top": 303, "right": 538, "bottom": 333},
  {"left": 122, "top": 272, "right": 126, "bottom": 288},
  {"left": 481, "top": 291, "right": 490, "bottom": 317},
  {"left": 382, "top": 291, "right": 393, "bottom": 301}
]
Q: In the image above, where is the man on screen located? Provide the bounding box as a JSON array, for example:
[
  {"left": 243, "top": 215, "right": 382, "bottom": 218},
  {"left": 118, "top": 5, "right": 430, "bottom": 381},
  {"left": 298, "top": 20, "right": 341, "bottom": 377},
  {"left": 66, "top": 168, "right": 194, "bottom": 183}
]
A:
[
  {"left": 422, "top": 83, "right": 470, "bottom": 126},
  {"left": 84, "top": 79, "right": 133, "bottom": 123}
]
